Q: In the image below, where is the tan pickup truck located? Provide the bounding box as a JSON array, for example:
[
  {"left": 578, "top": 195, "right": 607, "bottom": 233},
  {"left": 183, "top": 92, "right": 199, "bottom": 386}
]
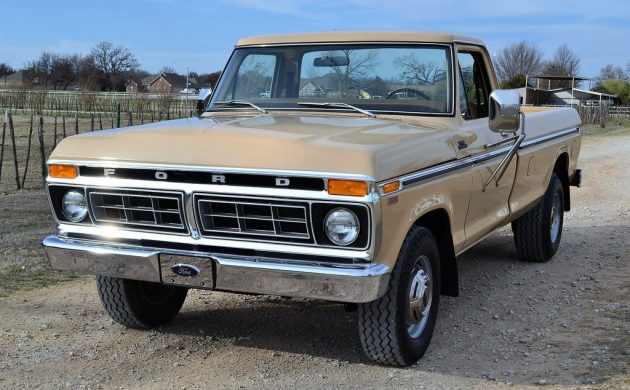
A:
[{"left": 43, "top": 32, "right": 582, "bottom": 366}]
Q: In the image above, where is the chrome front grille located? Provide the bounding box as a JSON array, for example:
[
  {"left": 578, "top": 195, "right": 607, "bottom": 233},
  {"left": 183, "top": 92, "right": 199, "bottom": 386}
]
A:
[
  {"left": 194, "top": 195, "right": 313, "bottom": 243},
  {"left": 88, "top": 189, "right": 187, "bottom": 234}
]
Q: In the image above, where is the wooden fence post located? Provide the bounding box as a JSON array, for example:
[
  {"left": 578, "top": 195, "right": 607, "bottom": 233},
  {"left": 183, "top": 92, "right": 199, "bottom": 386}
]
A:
[
  {"left": 62, "top": 116, "right": 67, "bottom": 138},
  {"left": 0, "top": 114, "right": 5, "bottom": 185},
  {"left": 99, "top": 114, "right": 103, "bottom": 130},
  {"left": 90, "top": 114, "right": 94, "bottom": 131},
  {"left": 128, "top": 111, "right": 132, "bottom": 126},
  {"left": 21, "top": 116, "right": 33, "bottom": 188},
  {"left": 53, "top": 116, "right": 58, "bottom": 147},
  {"left": 38, "top": 116, "right": 46, "bottom": 182},
  {"left": 8, "top": 113, "right": 21, "bottom": 189},
  {"left": 110, "top": 113, "right": 114, "bottom": 128},
  {"left": 75, "top": 114, "right": 79, "bottom": 134}
]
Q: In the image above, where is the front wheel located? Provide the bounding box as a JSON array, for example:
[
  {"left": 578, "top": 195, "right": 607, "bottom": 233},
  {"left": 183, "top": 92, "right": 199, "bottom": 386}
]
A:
[
  {"left": 512, "top": 172, "right": 565, "bottom": 262},
  {"left": 358, "top": 226, "right": 441, "bottom": 366},
  {"left": 96, "top": 276, "right": 188, "bottom": 328}
]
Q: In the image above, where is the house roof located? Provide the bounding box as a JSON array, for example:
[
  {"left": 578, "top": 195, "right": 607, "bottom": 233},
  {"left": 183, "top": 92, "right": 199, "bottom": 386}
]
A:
[
  {"left": 142, "top": 75, "right": 157, "bottom": 85},
  {"left": 155, "top": 72, "right": 189, "bottom": 87},
  {"left": 237, "top": 31, "right": 484, "bottom": 47},
  {"left": 532, "top": 75, "right": 590, "bottom": 81}
]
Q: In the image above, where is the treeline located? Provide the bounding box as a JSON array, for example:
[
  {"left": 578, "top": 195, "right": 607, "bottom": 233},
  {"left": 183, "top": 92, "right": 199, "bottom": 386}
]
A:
[
  {"left": 494, "top": 41, "right": 630, "bottom": 104},
  {"left": 0, "top": 42, "right": 221, "bottom": 92}
]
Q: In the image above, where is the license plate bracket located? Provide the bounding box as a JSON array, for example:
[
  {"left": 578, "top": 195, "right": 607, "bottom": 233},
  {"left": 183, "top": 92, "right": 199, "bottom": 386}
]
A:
[{"left": 159, "top": 254, "right": 214, "bottom": 289}]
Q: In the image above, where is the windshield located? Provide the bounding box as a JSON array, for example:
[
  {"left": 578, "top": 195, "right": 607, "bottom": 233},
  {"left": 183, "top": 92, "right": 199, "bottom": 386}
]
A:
[{"left": 209, "top": 44, "right": 453, "bottom": 115}]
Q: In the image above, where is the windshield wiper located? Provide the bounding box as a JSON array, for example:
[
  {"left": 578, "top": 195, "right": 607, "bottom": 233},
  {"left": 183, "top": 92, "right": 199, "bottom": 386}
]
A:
[
  {"left": 213, "top": 100, "right": 268, "bottom": 114},
  {"left": 297, "top": 102, "right": 376, "bottom": 118}
]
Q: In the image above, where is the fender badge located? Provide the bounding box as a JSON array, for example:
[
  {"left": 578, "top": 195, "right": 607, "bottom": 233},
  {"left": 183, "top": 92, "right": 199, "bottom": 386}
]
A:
[{"left": 171, "top": 264, "right": 200, "bottom": 277}]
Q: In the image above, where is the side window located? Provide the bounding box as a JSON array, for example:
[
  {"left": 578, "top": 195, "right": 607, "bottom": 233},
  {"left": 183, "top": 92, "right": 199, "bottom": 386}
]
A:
[
  {"left": 233, "top": 54, "right": 277, "bottom": 100},
  {"left": 458, "top": 52, "right": 490, "bottom": 119}
]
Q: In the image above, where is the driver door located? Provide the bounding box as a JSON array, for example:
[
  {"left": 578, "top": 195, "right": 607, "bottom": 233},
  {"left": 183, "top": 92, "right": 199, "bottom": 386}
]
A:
[{"left": 452, "top": 48, "right": 517, "bottom": 248}]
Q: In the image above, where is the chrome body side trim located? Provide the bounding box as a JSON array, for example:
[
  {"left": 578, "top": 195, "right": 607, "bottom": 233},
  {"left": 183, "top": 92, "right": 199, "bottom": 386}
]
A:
[
  {"left": 43, "top": 235, "right": 390, "bottom": 303},
  {"left": 378, "top": 127, "right": 580, "bottom": 193},
  {"left": 520, "top": 127, "right": 579, "bottom": 148}
]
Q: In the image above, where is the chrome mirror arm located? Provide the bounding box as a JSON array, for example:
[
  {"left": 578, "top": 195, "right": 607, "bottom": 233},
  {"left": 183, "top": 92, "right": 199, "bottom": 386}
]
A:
[{"left": 483, "top": 112, "right": 527, "bottom": 191}]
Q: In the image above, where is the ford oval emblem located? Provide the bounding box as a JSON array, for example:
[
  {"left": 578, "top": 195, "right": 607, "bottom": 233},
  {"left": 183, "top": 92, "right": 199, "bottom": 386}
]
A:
[{"left": 171, "top": 264, "right": 200, "bottom": 277}]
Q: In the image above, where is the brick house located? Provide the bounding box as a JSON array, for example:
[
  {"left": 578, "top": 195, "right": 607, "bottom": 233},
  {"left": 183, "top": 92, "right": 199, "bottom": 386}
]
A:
[
  {"left": 148, "top": 72, "right": 191, "bottom": 94},
  {"left": 125, "top": 75, "right": 157, "bottom": 93}
]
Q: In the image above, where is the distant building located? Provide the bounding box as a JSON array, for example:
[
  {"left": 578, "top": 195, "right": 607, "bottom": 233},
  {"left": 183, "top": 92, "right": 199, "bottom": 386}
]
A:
[
  {"left": 125, "top": 74, "right": 157, "bottom": 93},
  {"left": 148, "top": 73, "right": 188, "bottom": 94},
  {"left": 299, "top": 81, "right": 326, "bottom": 97},
  {"left": 517, "top": 86, "right": 617, "bottom": 106}
]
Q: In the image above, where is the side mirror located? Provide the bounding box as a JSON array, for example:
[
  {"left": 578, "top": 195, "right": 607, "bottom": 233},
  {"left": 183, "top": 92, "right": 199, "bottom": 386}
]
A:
[{"left": 488, "top": 89, "right": 521, "bottom": 133}]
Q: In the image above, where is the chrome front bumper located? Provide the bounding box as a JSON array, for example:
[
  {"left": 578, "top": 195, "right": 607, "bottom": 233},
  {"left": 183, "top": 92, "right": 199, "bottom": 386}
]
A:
[{"left": 42, "top": 235, "right": 390, "bottom": 303}]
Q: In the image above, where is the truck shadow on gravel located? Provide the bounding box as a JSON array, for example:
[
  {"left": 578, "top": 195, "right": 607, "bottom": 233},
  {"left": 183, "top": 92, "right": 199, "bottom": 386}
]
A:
[{"left": 160, "top": 224, "right": 627, "bottom": 385}]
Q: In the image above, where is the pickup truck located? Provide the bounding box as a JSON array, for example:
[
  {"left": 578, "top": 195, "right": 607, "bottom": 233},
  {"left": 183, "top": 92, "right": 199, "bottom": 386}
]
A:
[{"left": 43, "top": 32, "right": 582, "bottom": 366}]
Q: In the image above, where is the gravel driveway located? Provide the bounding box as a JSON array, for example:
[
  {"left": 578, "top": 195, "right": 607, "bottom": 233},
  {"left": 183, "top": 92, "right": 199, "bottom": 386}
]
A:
[{"left": 0, "top": 132, "right": 628, "bottom": 389}]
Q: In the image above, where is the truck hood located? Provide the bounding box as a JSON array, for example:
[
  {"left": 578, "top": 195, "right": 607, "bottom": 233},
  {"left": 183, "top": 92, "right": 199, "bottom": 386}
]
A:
[{"left": 50, "top": 114, "right": 457, "bottom": 182}]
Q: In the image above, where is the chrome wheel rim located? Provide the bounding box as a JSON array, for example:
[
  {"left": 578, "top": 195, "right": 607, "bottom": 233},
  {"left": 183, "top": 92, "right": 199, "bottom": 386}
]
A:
[
  {"left": 407, "top": 255, "right": 433, "bottom": 339},
  {"left": 550, "top": 193, "right": 561, "bottom": 243}
]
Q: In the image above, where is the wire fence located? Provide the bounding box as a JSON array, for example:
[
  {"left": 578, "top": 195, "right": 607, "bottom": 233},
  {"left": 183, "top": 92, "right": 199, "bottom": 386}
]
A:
[
  {"left": 0, "top": 89, "right": 198, "bottom": 118},
  {"left": 0, "top": 110, "right": 192, "bottom": 194}
]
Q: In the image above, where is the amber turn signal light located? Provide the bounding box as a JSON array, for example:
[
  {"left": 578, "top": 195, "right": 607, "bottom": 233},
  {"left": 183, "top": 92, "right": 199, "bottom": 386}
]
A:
[
  {"left": 328, "top": 179, "right": 368, "bottom": 196},
  {"left": 48, "top": 164, "right": 78, "bottom": 179},
  {"left": 382, "top": 181, "right": 400, "bottom": 194}
]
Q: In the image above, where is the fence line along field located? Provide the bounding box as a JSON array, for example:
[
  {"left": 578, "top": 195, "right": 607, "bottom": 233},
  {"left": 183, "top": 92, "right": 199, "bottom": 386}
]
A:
[
  {"left": 0, "top": 89, "right": 198, "bottom": 118},
  {"left": 0, "top": 110, "right": 192, "bottom": 195}
]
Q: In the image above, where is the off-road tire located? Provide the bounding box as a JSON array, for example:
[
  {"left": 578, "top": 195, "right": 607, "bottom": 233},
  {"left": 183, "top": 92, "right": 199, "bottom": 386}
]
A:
[
  {"left": 512, "top": 173, "right": 565, "bottom": 262},
  {"left": 358, "top": 226, "right": 441, "bottom": 366},
  {"left": 96, "top": 276, "right": 188, "bottom": 328}
]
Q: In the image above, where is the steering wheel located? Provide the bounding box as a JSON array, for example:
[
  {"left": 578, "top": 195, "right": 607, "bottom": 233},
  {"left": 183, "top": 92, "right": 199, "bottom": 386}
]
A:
[{"left": 386, "top": 88, "right": 430, "bottom": 100}]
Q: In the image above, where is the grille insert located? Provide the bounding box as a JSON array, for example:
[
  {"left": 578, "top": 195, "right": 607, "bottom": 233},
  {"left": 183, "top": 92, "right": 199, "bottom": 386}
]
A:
[
  {"left": 195, "top": 195, "right": 312, "bottom": 243},
  {"left": 88, "top": 190, "right": 186, "bottom": 233}
]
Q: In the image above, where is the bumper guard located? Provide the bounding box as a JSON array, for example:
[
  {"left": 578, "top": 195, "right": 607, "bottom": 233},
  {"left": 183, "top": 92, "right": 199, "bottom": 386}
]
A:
[{"left": 42, "top": 235, "right": 390, "bottom": 303}]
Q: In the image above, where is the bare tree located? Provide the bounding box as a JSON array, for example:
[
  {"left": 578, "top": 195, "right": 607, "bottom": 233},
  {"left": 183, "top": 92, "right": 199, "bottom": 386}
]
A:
[
  {"left": 599, "top": 64, "right": 627, "bottom": 81},
  {"left": 546, "top": 44, "right": 580, "bottom": 75},
  {"left": 0, "top": 63, "right": 14, "bottom": 78},
  {"left": 24, "top": 52, "right": 58, "bottom": 87},
  {"left": 90, "top": 41, "right": 139, "bottom": 90},
  {"left": 542, "top": 44, "right": 581, "bottom": 88},
  {"left": 159, "top": 65, "right": 176, "bottom": 74},
  {"left": 395, "top": 55, "right": 441, "bottom": 84},
  {"left": 201, "top": 71, "right": 221, "bottom": 88},
  {"left": 494, "top": 41, "right": 544, "bottom": 82},
  {"left": 328, "top": 50, "right": 379, "bottom": 97}
]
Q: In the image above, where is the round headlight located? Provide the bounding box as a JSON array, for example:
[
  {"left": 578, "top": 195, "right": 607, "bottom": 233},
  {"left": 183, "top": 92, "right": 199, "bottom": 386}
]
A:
[
  {"left": 62, "top": 190, "right": 88, "bottom": 222},
  {"left": 324, "top": 208, "right": 360, "bottom": 246}
]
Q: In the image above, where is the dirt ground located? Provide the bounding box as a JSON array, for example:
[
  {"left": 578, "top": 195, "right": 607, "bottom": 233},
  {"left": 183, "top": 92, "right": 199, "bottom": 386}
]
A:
[{"left": 0, "top": 129, "right": 628, "bottom": 389}]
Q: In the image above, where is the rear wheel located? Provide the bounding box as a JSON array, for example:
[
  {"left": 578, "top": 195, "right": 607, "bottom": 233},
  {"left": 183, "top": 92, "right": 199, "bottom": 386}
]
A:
[
  {"left": 358, "top": 226, "right": 441, "bottom": 366},
  {"left": 512, "top": 173, "right": 565, "bottom": 262},
  {"left": 96, "top": 276, "right": 188, "bottom": 328}
]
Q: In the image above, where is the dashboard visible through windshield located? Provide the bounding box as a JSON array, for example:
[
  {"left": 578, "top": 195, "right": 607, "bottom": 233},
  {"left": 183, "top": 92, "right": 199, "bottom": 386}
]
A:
[{"left": 208, "top": 44, "right": 454, "bottom": 115}]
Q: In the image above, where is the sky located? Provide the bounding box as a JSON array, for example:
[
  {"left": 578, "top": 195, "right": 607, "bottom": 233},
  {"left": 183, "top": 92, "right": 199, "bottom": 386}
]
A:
[{"left": 0, "top": 0, "right": 628, "bottom": 79}]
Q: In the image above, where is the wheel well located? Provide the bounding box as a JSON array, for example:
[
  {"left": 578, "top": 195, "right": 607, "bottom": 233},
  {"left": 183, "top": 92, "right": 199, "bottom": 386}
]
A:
[
  {"left": 553, "top": 153, "right": 571, "bottom": 211},
  {"left": 412, "top": 209, "right": 458, "bottom": 297}
]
